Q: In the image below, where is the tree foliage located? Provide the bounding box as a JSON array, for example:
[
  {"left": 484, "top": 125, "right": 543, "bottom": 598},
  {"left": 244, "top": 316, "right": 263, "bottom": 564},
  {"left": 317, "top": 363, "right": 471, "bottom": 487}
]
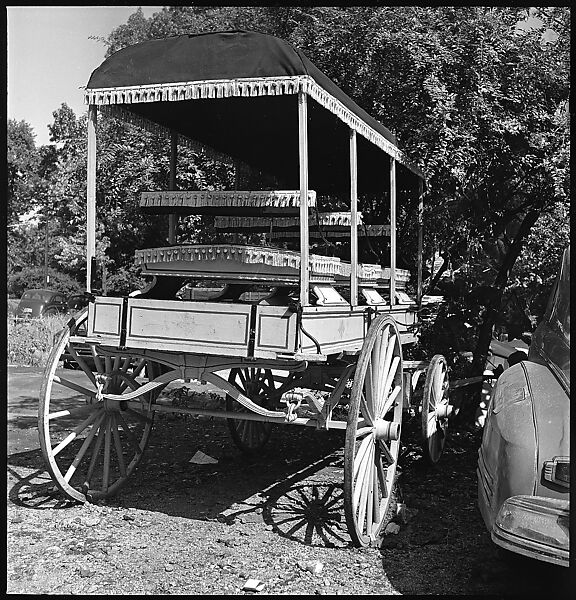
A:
[{"left": 8, "top": 7, "right": 569, "bottom": 396}]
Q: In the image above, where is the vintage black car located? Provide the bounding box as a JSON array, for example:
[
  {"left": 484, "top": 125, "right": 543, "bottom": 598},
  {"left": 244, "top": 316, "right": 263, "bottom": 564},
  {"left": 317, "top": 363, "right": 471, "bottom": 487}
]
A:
[{"left": 15, "top": 289, "right": 68, "bottom": 318}]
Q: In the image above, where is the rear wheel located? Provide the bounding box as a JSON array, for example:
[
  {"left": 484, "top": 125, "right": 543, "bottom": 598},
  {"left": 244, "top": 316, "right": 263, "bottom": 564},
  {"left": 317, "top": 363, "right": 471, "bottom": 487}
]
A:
[
  {"left": 344, "top": 315, "right": 404, "bottom": 547},
  {"left": 421, "top": 354, "right": 450, "bottom": 464},
  {"left": 225, "top": 367, "right": 297, "bottom": 454}
]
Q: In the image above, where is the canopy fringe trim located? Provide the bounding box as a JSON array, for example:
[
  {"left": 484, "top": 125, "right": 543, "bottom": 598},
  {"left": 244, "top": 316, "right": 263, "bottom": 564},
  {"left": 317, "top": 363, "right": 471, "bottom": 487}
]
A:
[
  {"left": 140, "top": 190, "right": 317, "bottom": 211},
  {"left": 213, "top": 211, "right": 363, "bottom": 230}
]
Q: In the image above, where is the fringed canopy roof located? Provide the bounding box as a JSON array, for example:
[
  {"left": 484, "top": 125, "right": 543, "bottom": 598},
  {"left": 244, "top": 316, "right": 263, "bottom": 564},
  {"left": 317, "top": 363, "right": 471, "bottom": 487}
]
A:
[{"left": 85, "top": 30, "right": 423, "bottom": 191}]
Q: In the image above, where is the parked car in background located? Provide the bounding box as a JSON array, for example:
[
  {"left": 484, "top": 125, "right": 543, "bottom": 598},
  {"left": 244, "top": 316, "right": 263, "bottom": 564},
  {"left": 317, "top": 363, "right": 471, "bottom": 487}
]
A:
[
  {"left": 66, "top": 293, "right": 90, "bottom": 313},
  {"left": 14, "top": 289, "right": 68, "bottom": 319},
  {"left": 477, "top": 246, "right": 570, "bottom": 567}
]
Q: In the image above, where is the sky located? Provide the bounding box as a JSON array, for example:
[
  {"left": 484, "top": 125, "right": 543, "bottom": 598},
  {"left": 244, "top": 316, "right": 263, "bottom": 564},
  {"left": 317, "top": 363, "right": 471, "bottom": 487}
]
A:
[{"left": 7, "top": 6, "right": 164, "bottom": 147}]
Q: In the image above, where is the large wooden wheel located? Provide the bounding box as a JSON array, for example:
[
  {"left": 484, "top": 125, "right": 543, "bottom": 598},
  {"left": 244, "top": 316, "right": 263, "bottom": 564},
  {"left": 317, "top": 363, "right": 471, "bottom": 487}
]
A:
[
  {"left": 421, "top": 354, "right": 450, "bottom": 464},
  {"left": 225, "top": 367, "right": 296, "bottom": 455},
  {"left": 38, "top": 311, "right": 163, "bottom": 503},
  {"left": 344, "top": 315, "right": 404, "bottom": 547}
]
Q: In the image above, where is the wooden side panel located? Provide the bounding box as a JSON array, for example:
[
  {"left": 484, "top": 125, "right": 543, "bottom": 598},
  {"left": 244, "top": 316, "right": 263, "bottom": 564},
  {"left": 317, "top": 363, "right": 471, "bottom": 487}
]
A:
[
  {"left": 88, "top": 297, "right": 123, "bottom": 340},
  {"left": 300, "top": 308, "right": 366, "bottom": 355},
  {"left": 375, "top": 305, "right": 418, "bottom": 344},
  {"left": 254, "top": 305, "right": 297, "bottom": 354},
  {"left": 125, "top": 298, "right": 251, "bottom": 356}
]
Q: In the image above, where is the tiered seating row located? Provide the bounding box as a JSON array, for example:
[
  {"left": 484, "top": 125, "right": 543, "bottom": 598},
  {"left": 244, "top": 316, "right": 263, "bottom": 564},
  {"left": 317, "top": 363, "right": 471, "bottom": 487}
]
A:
[{"left": 135, "top": 244, "right": 409, "bottom": 288}]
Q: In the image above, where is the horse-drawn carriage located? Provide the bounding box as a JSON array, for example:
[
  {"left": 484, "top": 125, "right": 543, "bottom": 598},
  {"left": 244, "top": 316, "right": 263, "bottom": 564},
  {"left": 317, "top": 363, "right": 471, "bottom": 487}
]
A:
[{"left": 39, "top": 31, "right": 452, "bottom": 547}]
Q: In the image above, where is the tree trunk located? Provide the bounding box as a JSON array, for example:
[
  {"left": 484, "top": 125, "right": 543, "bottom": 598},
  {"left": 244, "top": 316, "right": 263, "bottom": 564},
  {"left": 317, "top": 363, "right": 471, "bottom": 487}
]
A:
[
  {"left": 463, "top": 209, "right": 541, "bottom": 422},
  {"left": 425, "top": 252, "right": 449, "bottom": 294}
]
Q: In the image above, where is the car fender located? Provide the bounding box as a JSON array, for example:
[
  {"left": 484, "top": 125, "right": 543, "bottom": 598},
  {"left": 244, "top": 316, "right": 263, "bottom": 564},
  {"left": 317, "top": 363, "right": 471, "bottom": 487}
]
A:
[
  {"left": 522, "top": 361, "right": 570, "bottom": 499},
  {"left": 478, "top": 363, "right": 537, "bottom": 530}
]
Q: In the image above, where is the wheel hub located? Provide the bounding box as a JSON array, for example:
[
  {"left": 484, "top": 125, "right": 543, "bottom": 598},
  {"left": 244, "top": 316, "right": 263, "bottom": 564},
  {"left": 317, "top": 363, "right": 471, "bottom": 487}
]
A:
[
  {"left": 95, "top": 373, "right": 125, "bottom": 412},
  {"left": 435, "top": 402, "right": 453, "bottom": 420},
  {"left": 373, "top": 419, "right": 400, "bottom": 441}
]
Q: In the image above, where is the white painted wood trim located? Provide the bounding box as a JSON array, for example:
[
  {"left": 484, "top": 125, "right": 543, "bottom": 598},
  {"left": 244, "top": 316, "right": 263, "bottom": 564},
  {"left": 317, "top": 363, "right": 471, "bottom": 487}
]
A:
[
  {"left": 86, "top": 106, "right": 97, "bottom": 292},
  {"left": 298, "top": 91, "right": 310, "bottom": 306}
]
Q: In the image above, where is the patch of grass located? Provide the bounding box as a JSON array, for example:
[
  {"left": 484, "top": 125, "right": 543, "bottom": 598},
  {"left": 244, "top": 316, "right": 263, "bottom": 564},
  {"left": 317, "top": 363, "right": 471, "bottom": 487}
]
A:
[
  {"left": 7, "top": 298, "right": 19, "bottom": 315},
  {"left": 7, "top": 314, "right": 69, "bottom": 367}
]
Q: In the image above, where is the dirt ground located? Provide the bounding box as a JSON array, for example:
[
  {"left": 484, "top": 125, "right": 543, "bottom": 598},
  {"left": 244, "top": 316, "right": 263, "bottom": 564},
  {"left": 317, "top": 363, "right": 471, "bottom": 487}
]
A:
[{"left": 7, "top": 403, "right": 572, "bottom": 595}]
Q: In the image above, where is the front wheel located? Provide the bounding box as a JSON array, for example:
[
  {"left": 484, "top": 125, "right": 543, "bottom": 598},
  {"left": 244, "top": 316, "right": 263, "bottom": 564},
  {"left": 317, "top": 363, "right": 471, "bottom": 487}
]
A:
[
  {"left": 38, "top": 312, "right": 163, "bottom": 502},
  {"left": 344, "top": 315, "right": 404, "bottom": 547}
]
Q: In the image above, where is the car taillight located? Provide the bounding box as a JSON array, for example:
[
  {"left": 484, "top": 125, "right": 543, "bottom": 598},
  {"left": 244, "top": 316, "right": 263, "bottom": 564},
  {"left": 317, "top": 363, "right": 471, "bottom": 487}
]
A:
[{"left": 543, "top": 456, "right": 570, "bottom": 488}]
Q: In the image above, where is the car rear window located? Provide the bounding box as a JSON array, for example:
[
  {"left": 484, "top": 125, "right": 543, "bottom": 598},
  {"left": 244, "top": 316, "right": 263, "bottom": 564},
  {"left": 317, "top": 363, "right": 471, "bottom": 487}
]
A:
[{"left": 21, "top": 290, "right": 55, "bottom": 302}]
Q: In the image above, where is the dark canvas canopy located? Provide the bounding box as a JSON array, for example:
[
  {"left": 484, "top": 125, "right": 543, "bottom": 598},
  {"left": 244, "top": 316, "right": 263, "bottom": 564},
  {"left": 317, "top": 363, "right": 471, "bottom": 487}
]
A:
[{"left": 86, "top": 30, "right": 422, "bottom": 192}]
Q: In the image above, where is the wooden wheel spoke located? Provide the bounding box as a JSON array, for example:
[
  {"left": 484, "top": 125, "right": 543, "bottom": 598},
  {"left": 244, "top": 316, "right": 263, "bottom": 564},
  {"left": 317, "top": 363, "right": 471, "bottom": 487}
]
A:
[
  {"left": 102, "top": 418, "right": 112, "bottom": 493},
  {"left": 52, "top": 409, "right": 101, "bottom": 457},
  {"left": 380, "top": 384, "right": 401, "bottom": 419},
  {"left": 48, "top": 403, "right": 100, "bottom": 421},
  {"left": 237, "top": 369, "right": 247, "bottom": 389},
  {"left": 52, "top": 375, "right": 96, "bottom": 400},
  {"left": 116, "top": 412, "right": 144, "bottom": 456},
  {"left": 355, "top": 426, "right": 373, "bottom": 440},
  {"left": 372, "top": 467, "right": 381, "bottom": 528},
  {"left": 377, "top": 436, "right": 395, "bottom": 465},
  {"left": 374, "top": 328, "right": 392, "bottom": 413},
  {"left": 377, "top": 355, "right": 400, "bottom": 418},
  {"left": 112, "top": 355, "right": 122, "bottom": 371},
  {"left": 370, "top": 331, "right": 383, "bottom": 408},
  {"left": 356, "top": 443, "right": 375, "bottom": 534},
  {"left": 360, "top": 392, "right": 374, "bottom": 425},
  {"left": 63, "top": 412, "right": 106, "bottom": 483},
  {"left": 374, "top": 449, "right": 389, "bottom": 496},
  {"left": 85, "top": 420, "right": 106, "bottom": 488},
  {"left": 353, "top": 438, "right": 374, "bottom": 509},
  {"left": 89, "top": 346, "right": 105, "bottom": 374},
  {"left": 66, "top": 343, "right": 97, "bottom": 386},
  {"left": 353, "top": 434, "right": 373, "bottom": 481},
  {"left": 111, "top": 413, "right": 127, "bottom": 478},
  {"left": 434, "top": 364, "right": 446, "bottom": 400}
]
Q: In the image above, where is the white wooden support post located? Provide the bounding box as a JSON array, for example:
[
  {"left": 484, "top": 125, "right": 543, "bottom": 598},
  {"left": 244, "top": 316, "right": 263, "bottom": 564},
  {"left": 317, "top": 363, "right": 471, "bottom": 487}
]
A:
[
  {"left": 86, "top": 105, "right": 97, "bottom": 292},
  {"left": 417, "top": 178, "right": 424, "bottom": 305},
  {"left": 298, "top": 90, "right": 309, "bottom": 307},
  {"left": 349, "top": 128, "right": 358, "bottom": 306},
  {"left": 389, "top": 157, "right": 397, "bottom": 307},
  {"left": 168, "top": 132, "right": 178, "bottom": 245}
]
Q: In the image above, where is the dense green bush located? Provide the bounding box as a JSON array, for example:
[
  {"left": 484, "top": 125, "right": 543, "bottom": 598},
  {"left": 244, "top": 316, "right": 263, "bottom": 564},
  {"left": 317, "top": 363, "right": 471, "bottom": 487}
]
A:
[
  {"left": 7, "top": 314, "right": 68, "bottom": 367},
  {"left": 8, "top": 266, "right": 83, "bottom": 299}
]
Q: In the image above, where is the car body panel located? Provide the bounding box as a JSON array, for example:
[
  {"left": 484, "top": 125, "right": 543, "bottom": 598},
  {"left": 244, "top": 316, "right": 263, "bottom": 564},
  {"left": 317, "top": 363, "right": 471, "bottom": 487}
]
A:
[
  {"left": 477, "top": 363, "right": 537, "bottom": 530},
  {"left": 477, "top": 246, "right": 570, "bottom": 567},
  {"left": 15, "top": 289, "right": 68, "bottom": 318}
]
